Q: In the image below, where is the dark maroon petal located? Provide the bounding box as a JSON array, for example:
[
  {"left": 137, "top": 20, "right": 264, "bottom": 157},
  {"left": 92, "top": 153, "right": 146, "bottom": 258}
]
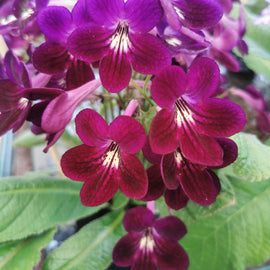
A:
[
  {"left": 27, "top": 101, "right": 48, "bottom": 127},
  {"left": 142, "top": 136, "right": 162, "bottom": 165},
  {"left": 194, "top": 98, "right": 246, "bottom": 137},
  {"left": 211, "top": 49, "right": 240, "bottom": 72},
  {"left": 153, "top": 216, "right": 187, "bottom": 241},
  {"left": 86, "top": 0, "right": 124, "bottom": 27},
  {"left": 0, "top": 79, "right": 22, "bottom": 111},
  {"left": 180, "top": 164, "right": 219, "bottom": 205},
  {"left": 37, "top": 6, "right": 73, "bottom": 43},
  {"left": 149, "top": 109, "right": 178, "bottom": 154},
  {"left": 211, "top": 138, "right": 238, "bottom": 169},
  {"left": 132, "top": 249, "right": 157, "bottom": 270},
  {"left": 113, "top": 232, "right": 140, "bottom": 267},
  {"left": 22, "top": 87, "right": 64, "bottom": 100},
  {"left": 208, "top": 170, "right": 221, "bottom": 196},
  {"left": 154, "top": 236, "right": 189, "bottom": 270},
  {"left": 129, "top": 33, "right": 171, "bottom": 76},
  {"left": 125, "top": 0, "right": 163, "bottom": 32},
  {"left": 99, "top": 50, "right": 132, "bottom": 93},
  {"left": 164, "top": 186, "right": 189, "bottom": 210},
  {"left": 161, "top": 151, "right": 181, "bottom": 190},
  {"left": 33, "top": 42, "right": 71, "bottom": 74},
  {"left": 141, "top": 165, "right": 165, "bottom": 202},
  {"left": 119, "top": 153, "right": 148, "bottom": 200},
  {"left": 66, "top": 59, "right": 95, "bottom": 90},
  {"left": 151, "top": 65, "right": 187, "bottom": 108},
  {"left": 72, "top": 0, "right": 93, "bottom": 26},
  {"left": 68, "top": 24, "right": 113, "bottom": 63},
  {"left": 123, "top": 206, "right": 155, "bottom": 233},
  {"left": 109, "top": 116, "right": 145, "bottom": 154},
  {"left": 75, "top": 109, "right": 109, "bottom": 147},
  {"left": 43, "top": 129, "right": 64, "bottom": 153},
  {"left": 186, "top": 57, "right": 220, "bottom": 102},
  {"left": 173, "top": 0, "right": 222, "bottom": 29}
]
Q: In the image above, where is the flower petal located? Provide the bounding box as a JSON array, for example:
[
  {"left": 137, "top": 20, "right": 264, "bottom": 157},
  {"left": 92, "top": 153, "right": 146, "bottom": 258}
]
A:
[
  {"left": 99, "top": 50, "right": 132, "bottom": 93},
  {"left": 211, "top": 49, "right": 240, "bottom": 72},
  {"left": 151, "top": 65, "right": 187, "bottom": 108},
  {"left": 142, "top": 136, "right": 162, "bottom": 165},
  {"left": 155, "top": 236, "right": 189, "bottom": 270},
  {"left": 125, "top": 0, "right": 163, "bottom": 32},
  {"left": 33, "top": 42, "right": 71, "bottom": 74},
  {"left": 149, "top": 109, "right": 178, "bottom": 154},
  {"left": 180, "top": 164, "right": 219, "bottom": 205},
  {"left": 132, "top": 249, "right": 157, "bottom": 270},
  {"left": 194, "top": 98, "right": 246, "bottom": 137},
  {"left": 109, "top": 116, "right": 145, "bottom": 154},
  {"left": 123, "top": 206, "right": 155, "bottom": 233},
  {"left": 153, "top": 216, "right": 187, "bottom": 241},
  {"left": 113, "top": 232, "right": 140, "bottom": 267},
  {"left": 37, "top": 6, "right": 73, "bottom": 43},
  {"left": 129, "top": 33, "right": 171, "bottom": 76},
  {"left": 72, "top": 0, "right": 93, "bottom": 26},
  {"left": 75, "top": 108, "right": 109, "bottom": 147},
  {"left": 186, "top": 57, "right": 220, "bottom": 102},
  {"left": 119, "top": 153, "right": 148, "bottom": 199},
  {"left": 164, "top": 186, "right": 189, "bottom": 210}
]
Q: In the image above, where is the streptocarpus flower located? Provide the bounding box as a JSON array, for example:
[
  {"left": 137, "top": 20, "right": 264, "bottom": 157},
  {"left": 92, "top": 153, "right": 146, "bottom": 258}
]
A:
[
  {"left": 149, "top": 57, "right": 246, "bottom": 166},
  {"left": 61, "top": 108, "right": 148, "bottom": 206},
  {"left": 113, "top": 206, "right": 189, "bottom": 270},
  {"left": 68, "top": 0, "right": 171, "bottom": 92}
]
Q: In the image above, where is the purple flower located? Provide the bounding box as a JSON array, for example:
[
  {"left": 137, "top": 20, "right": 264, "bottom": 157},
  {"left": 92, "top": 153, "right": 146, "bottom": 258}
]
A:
[
  {"left": 113, "top": 206, "right": 189, "bottom": 270},
  {"left": 67, "top": 0, "right": 171, "bottom": 93},
  {"left": 149, "top": 57, "right": 246, "bottom": 166},
  {"left": 61, "top": 109, "right": 148, "bottom": 206},
  {"left": 33, "top": 2, "right": 95, "bottom": 89}
]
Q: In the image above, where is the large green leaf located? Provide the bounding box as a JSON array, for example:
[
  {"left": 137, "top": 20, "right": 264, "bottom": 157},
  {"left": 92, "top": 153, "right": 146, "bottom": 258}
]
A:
[
  {"left": 228, "top": 133, "right": 270, "bottom": 181},
  {"left": 0, "top": 228, "right": 55, "bottom": 270},
  {"left": 0, "top": 176, "right": 105, "bottom": 242},
  {"left": 43, "top": 211, "right": 125, "bottom": 270},
  {"left": 157, "top": 174, "right": 270, "bottom": 270}
]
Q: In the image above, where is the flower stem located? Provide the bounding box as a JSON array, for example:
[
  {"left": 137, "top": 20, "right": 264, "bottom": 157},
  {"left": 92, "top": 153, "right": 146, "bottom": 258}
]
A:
[
  {"left": 123, "top": 99, "right": 138, "bottom": 116},
  {"left": 130, "top": 79, "right": 154, "bottom": 106}
]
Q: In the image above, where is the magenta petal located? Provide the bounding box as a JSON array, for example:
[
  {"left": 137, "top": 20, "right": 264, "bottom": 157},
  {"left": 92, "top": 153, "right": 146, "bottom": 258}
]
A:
[
  {"left": 155, "top": 237, "right": 189, "bottom": 270},
  {"left": 161, "top": 152, "right": 181, "bottom": 190},
  {"left": 141, "top": 165, "right": 165, "bottom": 202},
  {"left": 186, "top": 57, "right": 220, "bottom": 102},
  {"left": 37, "top": 6, "right": 73, "bottom": 43},
  {"left": 113, "top": 232, "right": 140, "bottom": 267},
  {"left": 194, "top": 98, "right": 246, "bottom": 137},
  {"left": 132, "top": 249, "right": 157, "bottom": 270},
  {"left": 149, "top": 109, "right": 178, "bottom": 154},
  {"left": 68, "top": 24, "right": 112, "bottom": 63},
  {"left": 142, "top": 136, "right": 162, "bottom": 165},
  {"left": 164, "top": 186, "right": 189, "bottom": 210},
  {"left": 0, "top": 79, "right": 22, "bottom": 111},
  {"left": 119, "top": 153, "right": 148, "bottom": 200},
  {"left": 75, "top": 109, "right": 109, "bottom": 147},
  {"left": 72, "top": 0, "right": 93, "bottom": 26},
  {"left": 153, "top": 216, "right": 187, "bottom": 241},
  {"left": 33, "top": 42, "right": 71, "bottom": 74},
  {"left": 125, "top": 0, "right": 163, "bottom": 32},
  {"left": 66, "top": 59, "right": 95, "bottom": 90},
  {"left": 180, "top": 164, "right": 218, "bottom": 205},
  {"left": 129, "top": 33, "right": 171, "bottom": 76},
  {"left": 151, "top": 66, "right": 187, "bottom": 108},
  {"left": 123, "top": 206, "right": 155, "bottom": 232},
  {"left": 109, "top": 116, "right": 145, "bottom": 154},
  {"left": 86, "top": 0, "right": 124, "bottom": 27},
  {"left": 212, "top": 49, "right": 240, "bottom": 72},
  {"left": 99, "top": 50, "right": 132, "bottom": 93}
]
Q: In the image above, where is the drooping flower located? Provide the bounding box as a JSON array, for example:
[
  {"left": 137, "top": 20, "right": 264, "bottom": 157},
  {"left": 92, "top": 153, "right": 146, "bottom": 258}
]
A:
[
  {"left": 113, "top": 206, "right": 189, "bottom": 270},
  {"left": 67, "top": 0, "right": 171, "bottom": 93},
  {"left": 149, "top": 57, "right": 246, "bottom": 166},
  {"left": 61, "top": 108, "right": 148, "bottom": 206}
]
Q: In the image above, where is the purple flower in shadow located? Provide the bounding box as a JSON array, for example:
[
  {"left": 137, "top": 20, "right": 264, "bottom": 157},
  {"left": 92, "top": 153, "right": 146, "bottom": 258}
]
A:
[
  {"left": 61, "top": 109, "right": 148, "bottom": 206},
  {"left": 149, "top": 57, "right": 246, "bottom": 166},
  {"left": 67, "top": 0, "right": 171, "bottom": 93},
  {"left": 113, "top": 206, "right": 189, "bottom": 270}
]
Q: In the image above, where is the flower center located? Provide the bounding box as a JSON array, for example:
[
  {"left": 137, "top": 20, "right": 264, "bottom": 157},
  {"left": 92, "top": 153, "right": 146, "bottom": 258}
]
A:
[
  {"left": 175, "top": 98, "right": 195, "bottom": 127},
  {"left": 103, "top": 141, "right": 120, "bottom": 169},
  {"left": 110, "top": 21, "right": 130, "bottom": 54},
  {"left": 139, "top": 228, "right": 155, "bottom": 252}
]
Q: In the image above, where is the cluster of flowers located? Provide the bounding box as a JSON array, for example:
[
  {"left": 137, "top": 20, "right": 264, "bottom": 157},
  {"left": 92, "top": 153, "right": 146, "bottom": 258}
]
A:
[{"left": 1, "top": 0, "right": 268, "bottom": 269}]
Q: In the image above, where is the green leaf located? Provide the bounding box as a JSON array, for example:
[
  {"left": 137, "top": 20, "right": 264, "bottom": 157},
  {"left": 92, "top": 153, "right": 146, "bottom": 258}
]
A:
[
  {"left": 43, "top": 211, "right": 125, "bottom": 270},
  {"left": 13, "top": 130, "right": 45, "bottom": 148},
  {"left": 228, "top": 133, "right": 270, "bottom": 181},
  {"left": 112, "top": 190, "right": 129, "bottom": 210},
  {"left": 0, "top": 228, "right": 55, "bottom": 270},
  {"left": 0, "top": 176, "right": 105, "bottom": 242},
  {"left": 157, "top": 174, "right": 270, "bottom": 270}
]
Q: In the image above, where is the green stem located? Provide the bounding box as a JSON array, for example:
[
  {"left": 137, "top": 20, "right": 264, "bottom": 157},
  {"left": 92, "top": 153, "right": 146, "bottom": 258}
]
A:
[{"left": 130, "top": 79, "right": 154, "bottom": 106}]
